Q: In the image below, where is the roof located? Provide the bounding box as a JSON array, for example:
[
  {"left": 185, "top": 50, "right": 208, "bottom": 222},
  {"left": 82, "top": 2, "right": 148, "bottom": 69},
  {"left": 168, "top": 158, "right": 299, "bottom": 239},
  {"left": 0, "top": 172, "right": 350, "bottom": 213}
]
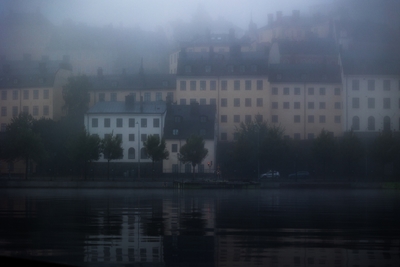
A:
[
  {"left": 88, "top": 74, "right": 176, "bottom": 91},
  {"left": 86, "top": 100, "right": 167, "bottom": 115},
  {"left": 268, "top": 64, "right": 342, "bottom": 83},
  {"left": 164, "top": 103, "right": 216, "bottom": 140},
  {"left": 276, "top": 39, "right": 337, "bottom": 56}
]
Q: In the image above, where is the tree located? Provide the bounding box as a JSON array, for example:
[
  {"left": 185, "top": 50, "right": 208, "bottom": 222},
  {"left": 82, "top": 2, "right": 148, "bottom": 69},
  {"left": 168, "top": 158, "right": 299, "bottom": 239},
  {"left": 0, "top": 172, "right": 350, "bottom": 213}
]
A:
[
  {"left": 312, "top": 129, "right": 336, "bottom": 178},
  {"left": 339, "top": 130, "right": 365, "bottom": 178},
  {"left": 68, "top": 130, "right": 101, "bottom": 180},
  {"left": 370, "top": 130, "right": 400, "bottom": 179},
  {"left": 179, "top": 134, "right": 208, "bottom": 178},
  {"left": 62, "top": 75, "right": 91, "bottom": 127},
  {"left": 2, "top": 113, "right": 45, "bottom": 179},
  {"left": 143, "top": 135, "right": 169, "bottom": 178},
  {"left": 101, "top": 132, "right": 124, "bottom": 180}
]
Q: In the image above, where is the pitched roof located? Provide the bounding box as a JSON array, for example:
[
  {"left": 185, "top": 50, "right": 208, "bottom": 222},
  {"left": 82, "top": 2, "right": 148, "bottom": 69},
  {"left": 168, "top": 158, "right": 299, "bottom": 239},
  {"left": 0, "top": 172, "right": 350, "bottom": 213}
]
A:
[
  {"left": 86, "top": 100, "right": 167, "bottom": 115},
  {"left": 164, "top": 103, "right": 216, "bottom": 140}
]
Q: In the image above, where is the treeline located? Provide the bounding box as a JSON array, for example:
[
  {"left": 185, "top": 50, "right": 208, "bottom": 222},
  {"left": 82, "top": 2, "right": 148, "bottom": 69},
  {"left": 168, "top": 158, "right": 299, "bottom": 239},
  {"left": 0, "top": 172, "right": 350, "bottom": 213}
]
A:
[{"left": 218, "top": 121, "right": 400, "bottom": 181}]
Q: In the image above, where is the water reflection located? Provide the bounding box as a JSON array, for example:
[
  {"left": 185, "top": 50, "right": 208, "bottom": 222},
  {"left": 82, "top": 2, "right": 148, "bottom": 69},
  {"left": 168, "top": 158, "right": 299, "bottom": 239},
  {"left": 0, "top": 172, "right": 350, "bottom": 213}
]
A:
[{"left": 0, "top": 189, "right": 399, "bottom": 266}]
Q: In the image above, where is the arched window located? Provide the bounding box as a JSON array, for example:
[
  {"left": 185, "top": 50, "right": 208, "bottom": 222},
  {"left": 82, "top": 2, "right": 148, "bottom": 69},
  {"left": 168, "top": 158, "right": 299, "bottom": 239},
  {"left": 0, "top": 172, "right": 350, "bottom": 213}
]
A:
[
  {"left": 140, "top": 148, "right": 148, "bottom": 159},
  {"left": 383, "top": 116, "right": 391, "bottom": 131},
  {"left": 352, "top": 116, "right": 360, "bottom": 130},
  {"left": 368, "top": 116, "right": 375, "bottom": 131},
  {"left": 128, "top": 147, "right": 135, "bottom": 159}
]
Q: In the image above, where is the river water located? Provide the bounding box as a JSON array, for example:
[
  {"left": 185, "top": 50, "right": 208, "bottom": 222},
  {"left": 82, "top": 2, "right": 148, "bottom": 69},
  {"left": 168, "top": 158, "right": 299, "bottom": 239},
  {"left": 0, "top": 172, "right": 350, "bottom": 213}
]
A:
[{"left": 0, "top": 188, "right": 399, "bottom": 266}]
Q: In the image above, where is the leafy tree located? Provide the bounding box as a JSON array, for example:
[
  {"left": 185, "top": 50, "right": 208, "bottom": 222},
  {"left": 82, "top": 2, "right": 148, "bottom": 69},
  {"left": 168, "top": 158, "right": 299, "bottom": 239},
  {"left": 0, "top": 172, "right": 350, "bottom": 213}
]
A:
[
  {"left": 101, "top": 132, "right": 124, "bottom": 180},
  {"left": 68, "top": 130, "right": 101, "bottom": 179},
  {"left": 62, "top": 75, "right": 91, "bottom": 127},
  {"left": 2, "top": 113, "right": 45, "bottom": 179},
  {"left": 312, "top": 129, "right": 336, "bottom": 178},
  {"left": 143, "top": 134, "right": 169, "bottom": 178},
  {"left": 370, "top": 130, "right": 400, "bottom": 179},
  {"left": 179, "top": 134, "right": 208, "bottom": 178},
  {"left": 339, "top": 130, "right": 365, "bottom": 178}
]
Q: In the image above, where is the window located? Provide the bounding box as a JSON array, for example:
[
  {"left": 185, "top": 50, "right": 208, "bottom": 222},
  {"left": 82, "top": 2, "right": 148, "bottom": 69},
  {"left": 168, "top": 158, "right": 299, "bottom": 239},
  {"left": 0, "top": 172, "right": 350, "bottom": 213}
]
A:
[
  {"left": 257, "top": 98, "right": 263, "bottom": 107},
  {"left": 1, "top": 91, "right": 7, "bottom": 100},
  {"left": 352, "top": 80, "right": 359, "bottom": 90},
  {"left": 173, "top": 129, "right": 179, "bottom": 135},
  {"left": 368, "top": 116, "right": 375, "bottom": 130},
  {"left": 352, "top": 116, "right": 360, "bottom": 130},
  {"left": 12, "top": 106, "right": 18, "bottom": 116},
  {"left": 43, "top": 105, "right": 49, "bottom": 116},
  {"left": 319, "top": 87, "right": 326, "bottom": 95},
  {"left": 110, "top": 93, "right": 117, "bottom": 101},
  {"left": 210, "top": 80, "right": 216, "bottom": 90},
  {"left": 234, "top": 115, "right": 240, "bottom": 123},
  {"left": 180, "top": 81, "right": 186, "bottom": 90},
  {"left": 220, "top": 133, "right": 227, "bottom": 141},
  {"left": 294, "top": 87, "right": 300, "bottom": 95},
  {"left": 99, "top": 93, "right": 105, "bottom": 102},
  {"left": 13, "top": 90, "right": 18, "bottom": 100},
  {"left": 283, "top": 102, "right": 289, "bottom": 109},
  {"left": 141, "top": 134, "right": 147, "bottom": 141},
  {"left": 33, "top": 90, "right": 39, "bottom": 99},
  {"left": 272, "top": 102, "right": 278, "bottom": 109},
  {"left": 319, "top": 102, "right": 326, "bottom": 109},
  {"left": 294, "top": 115, "right": 300, "bottom": 123},
  {"left": 153, "top": 118, "right": 160, "bottom": 127},
  {"left": 32, "top": 106, "right": 38, "bottom": 116},
  {"left": 129, "top": 118, "right": 135, "bottom": 127},
  {"left": 144, "top": 92, "right": 151, "bottom": 102},
  {"left": 334, "top": 116, "right": 341, "bottom": 123},
  {"left": 116, "top": 118, "right": 122, "bottom": 127},
  {"left": 368, "top": 98, "right": 375, "bottom": 109},
  {"left": 245, "top": 115, "right": 251, "bottom": 123},
  {"left": 180, "top": 99, "right": 186, "bottom": 105},
  {"left": 92, "top": 118, "right": 98, "bottom": 127},
  {"left": 141, "top": 148, "right": 148, "bottom": 159},
  {"left": 383, "top": 98, "right": 390, "bottom": 109},
  {"left": 190, "top": 98, "right": 196, "bottom": 104},
  {"left": 1, "top": 107, "right": 7, "bottom": 116},
  {"left": 352, "top": 98, "right": 359, "bottom": 108},
  {"left": 368, "top": 80, "right": 375, "bottom": 91},
  {"left": 221, "top": 80, "right": 227, "bottom": 90},
  {"left": 245, "top": 80, "right": 251, "bottom": 90},
  {"left": 221, "top": 115, "right": 227, "bottom": 123},
  {"left": 234, "top": 80, "right": 240, "bottom": 90},
  {"left": 384, "top": 80, "right": 391, "bottom": 91},
  {"left": 200, "top": 81, "right": 206, "bottom": 90},
  {"left": 319, "top": 115, "right": 326, "bottom": 123},
  {"left": 234, "top": 98, "right": 240, "bottom": 107},
  {"left": 190, "top": 81, "right": 196, "bottom": 91},
  {"left": 210, "top": 98, "right": 216, "bottom": 105},
  {"left": 272, "top": 87, "right": 278, "bottom": 95},
  {"left": 284, "top": 87, "right": 289, "bottom": 95},
  {"left": 257, "top": 80, "right": 263, "bottom": 90},
  {"left": 294, "top": 102, "right": 300, "bottom": 109},
  {"left": 141, "top": 118, "right": 147, "bottom": 127},
  {"left": 221, "top": 98, "right": 227, "bottom": 107},
  {"left": 200, "top": 98, "right": 206, "bottom": 105},
  {"left": 272, "top": 115, "right": 278, "bottom": 123},
  {"left": 172, "top": 144, "right": 178, "bottom": 153},
  {"left": 245, "top": 98, "right": 251, "bottom": 107},
  {"left": 308, "top": 115, "right": 314, "bottom": 123},
  {"left": 335, "top": 102, "right": 341, "bottom": 109},
  {"left": 23, "top": 90, "right": 29, "bottom": 99},
  {"left": 308, "top": 87, "right": 314, "bottom": 95},
  {"left": 334, "top": 88, "right": 341, "bottom": 95},
  {"left": 104, "top": 118, "right": 110, "bottom": 127},
  {"left": 128, "top": 148, "right": 135, "bottom": 159},
  {"left": 129, "top": 134, "right": 135, "bottom": 141}
]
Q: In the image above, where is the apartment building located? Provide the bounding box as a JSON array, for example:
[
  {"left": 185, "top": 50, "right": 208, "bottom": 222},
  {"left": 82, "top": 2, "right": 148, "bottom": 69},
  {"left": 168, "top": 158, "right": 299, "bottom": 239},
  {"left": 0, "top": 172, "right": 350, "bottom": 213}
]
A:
[
  {"left": 176, "top": 48, "right": 270, "bottom": 142},
  {"left": 268, "top": 64, "right": 343, "bottom": 139}
]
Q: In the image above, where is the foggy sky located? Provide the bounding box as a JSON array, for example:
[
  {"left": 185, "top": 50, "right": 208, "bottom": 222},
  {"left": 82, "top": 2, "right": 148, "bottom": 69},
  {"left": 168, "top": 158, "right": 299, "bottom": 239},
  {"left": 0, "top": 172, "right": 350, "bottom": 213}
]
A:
[{"left": 0, "top": 0, "right": 331, "bottom": 31}]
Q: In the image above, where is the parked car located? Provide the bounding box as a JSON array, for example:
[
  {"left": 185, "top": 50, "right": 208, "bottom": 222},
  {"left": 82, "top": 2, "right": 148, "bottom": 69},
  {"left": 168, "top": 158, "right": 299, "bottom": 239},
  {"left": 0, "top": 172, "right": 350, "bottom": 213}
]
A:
[
  {"left": 288, "top": 171, "right": 310, "bottom": 179},
  {"left": 260, "top": 171, "right": 280, "bottom": 178}
]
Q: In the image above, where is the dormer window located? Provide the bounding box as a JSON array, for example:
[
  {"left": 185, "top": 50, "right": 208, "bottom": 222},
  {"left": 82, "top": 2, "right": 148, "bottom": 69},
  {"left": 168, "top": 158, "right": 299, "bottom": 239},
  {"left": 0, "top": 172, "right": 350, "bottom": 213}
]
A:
[
  {"left": 251, "top": 65, "right": 257, "bottom": 72},
  {"left": 173, "top": 129, "right": 179, "bottom": 135},
  {"left": 185, "top": 65, "right": 191, "bottom": 73},
  {"left": 205, "top": 65, "right": 211, "bottom": 73},
  {"left": 240, "top": 65, "right": 245, "bottom": 72},
  {"left": 227, "top": 65, "right": 234, "bottom": 73},
  {"left": 200, "top": 116, "right": 207, "bottom": 122},
  {"left": 162, "top": 81, "right": 168, "bottom": 87},
  {"left": 174, "top": 116, "right": 182, "bottom": 123},
  {"left": 112, "top": 81, "right": 118, "bottom": 87}
]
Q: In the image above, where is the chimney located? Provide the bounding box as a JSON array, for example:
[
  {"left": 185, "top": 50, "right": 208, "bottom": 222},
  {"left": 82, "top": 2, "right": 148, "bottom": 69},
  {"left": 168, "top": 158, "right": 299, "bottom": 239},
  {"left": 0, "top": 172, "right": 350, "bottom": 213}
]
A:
[{"left": 268, "top": 13, "right": 273, "bottom": 25}]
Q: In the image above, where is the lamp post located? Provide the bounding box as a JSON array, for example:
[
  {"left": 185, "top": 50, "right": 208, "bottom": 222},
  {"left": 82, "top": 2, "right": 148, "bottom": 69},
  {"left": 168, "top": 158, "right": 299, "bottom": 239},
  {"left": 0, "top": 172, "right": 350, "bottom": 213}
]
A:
[{"left": 136, "top": 121, "right": 141, "bottom": 179}]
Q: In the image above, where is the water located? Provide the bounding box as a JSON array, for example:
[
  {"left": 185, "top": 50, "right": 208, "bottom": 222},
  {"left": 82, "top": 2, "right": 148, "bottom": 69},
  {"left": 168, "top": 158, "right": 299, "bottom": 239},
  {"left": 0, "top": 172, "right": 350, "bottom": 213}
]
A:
[{"left": 0, "top": 188, "right": 399, "bottom": 266}]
